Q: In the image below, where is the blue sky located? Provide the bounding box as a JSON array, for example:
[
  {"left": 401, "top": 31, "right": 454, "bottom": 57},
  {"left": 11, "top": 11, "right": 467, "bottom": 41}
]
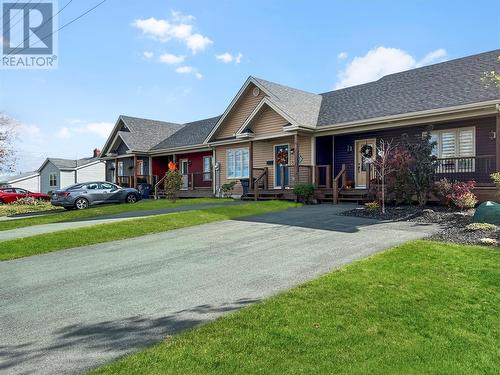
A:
[{"left": 1, "top": 0, "right": 499, "bottom": 174}]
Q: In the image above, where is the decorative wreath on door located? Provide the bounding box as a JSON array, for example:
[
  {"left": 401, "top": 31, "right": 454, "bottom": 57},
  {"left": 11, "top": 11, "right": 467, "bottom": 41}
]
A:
[
  {"left": 275, "top": 150, "right": 288, "bottom": 165},
  {"left": 360, "top": 144, "right": 373, "bottom": 158}
]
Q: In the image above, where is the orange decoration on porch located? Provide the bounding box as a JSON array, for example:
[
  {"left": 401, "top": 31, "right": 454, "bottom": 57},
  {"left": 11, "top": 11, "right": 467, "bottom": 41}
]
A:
[{"left": 168, "top": 161, "right": 177, "bottom": 172}]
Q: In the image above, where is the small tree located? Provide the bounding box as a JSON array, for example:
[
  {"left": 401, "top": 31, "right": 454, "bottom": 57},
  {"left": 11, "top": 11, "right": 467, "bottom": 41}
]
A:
[
  {"left": 0, "top": 113, "right": 17, "bottom": 174},
  {"left": 293, "top": 183, "right": 315, "bottom": 204},
  {"left": 386, "top": 145, "right": 415, "bottom": 204},
  {"left": 371, "top": 139, "right": 396, "bottom": 213},
  {"left": 164, "top": 161, "right": 182, "bottom": 202},
  {"left": 401, "top": 128, "right": 437, "bottom": 205},
  {"left": 480, "top": 55, "right": 500, "bottom": 88}
]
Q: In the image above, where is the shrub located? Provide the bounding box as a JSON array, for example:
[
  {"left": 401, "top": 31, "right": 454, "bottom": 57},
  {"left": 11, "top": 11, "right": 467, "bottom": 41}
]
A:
[
  {"left": 400, "top": 128, "right": 437, "bottom": 205},
  {"left": 466, "top": 223, "right": 497, "bottom": 231},
  {"left": 450, "top": 180, "right": 477, "bottom": 209},
  {"left": 386, "top": 145, "right": 416, "bottom": 204},
  {"left": 365, "top": 201, "right": 380, "bottom": 211},
  {"left": 293, "top": 183, "right": 315, "bottom": 204},
  {"left": 434, "top": 178, "right": 453, "bottom": 206},
  {"left": 221, "top": 181, "right": 237, "bottom": 198},
  {"left": 164, "top": 170, "right": 183, "bottom": 202},
  {"left": 491, "top": 172, "right": 500, "bottom": 196}
]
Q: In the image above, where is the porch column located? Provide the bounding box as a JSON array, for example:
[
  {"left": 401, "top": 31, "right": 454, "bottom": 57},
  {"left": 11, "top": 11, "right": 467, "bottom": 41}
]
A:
[
  {"left": 114, "top": 157, "right": 118, "bottom": 184},
  {"left": 496, "top": 113, "right": 500, "bottom": 171},
  {"left": 294, "top": 133, "right": 299, "bottom": 185},
  {"left": 133, "top": 155, "right": 137, "bottom": 189},
  {"left": 249, "top": 141, "right": 254, "bottom": 189},
  {"left": 148, "top": 156, "right": 152, "bottom": 184}
]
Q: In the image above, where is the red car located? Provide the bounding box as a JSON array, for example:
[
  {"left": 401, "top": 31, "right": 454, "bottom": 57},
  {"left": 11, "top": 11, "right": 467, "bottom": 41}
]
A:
[{"left": 0, "top": 187, "right": 50, "bottom": 204}]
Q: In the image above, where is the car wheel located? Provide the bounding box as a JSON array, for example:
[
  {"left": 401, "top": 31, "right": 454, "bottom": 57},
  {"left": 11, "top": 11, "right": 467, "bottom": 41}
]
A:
[
  {"left": 75, "top": 198, "right": 89, "bottom": 210},
  {"left": 126, "top": 193, "right": 138, "bottom": 204}
]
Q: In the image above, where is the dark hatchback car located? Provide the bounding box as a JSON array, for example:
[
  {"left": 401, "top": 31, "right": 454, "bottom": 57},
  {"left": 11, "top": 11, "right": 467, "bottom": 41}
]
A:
[{"left": 51, "top": 182, "right": 141, "bottom": 210}]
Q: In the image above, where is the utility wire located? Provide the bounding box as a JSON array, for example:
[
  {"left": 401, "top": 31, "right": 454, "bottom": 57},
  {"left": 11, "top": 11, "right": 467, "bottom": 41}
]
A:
[
  {"left": 3, "top": 0, "right": 39, "bottom": 35},
  {"left": 2, "top": 0, "right": 21, "bottom": 21},
  {"left": 7, "top": 0, "right": 107, "bottom": 56},
  {"left": 6, "top": 0, "right": 74, "bottom": 55}
]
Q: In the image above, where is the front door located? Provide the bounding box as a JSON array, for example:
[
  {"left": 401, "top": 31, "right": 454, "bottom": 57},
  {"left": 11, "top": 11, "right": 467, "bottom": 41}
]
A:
[
  {"left": 179, "top": 159, "right": 189, "bottom": 190},
  {"left": 274, "top": 144, "right": 289, "bottom": 188},
  {"left": 355, "top": 139, "right": 376, "bottom": 189}
]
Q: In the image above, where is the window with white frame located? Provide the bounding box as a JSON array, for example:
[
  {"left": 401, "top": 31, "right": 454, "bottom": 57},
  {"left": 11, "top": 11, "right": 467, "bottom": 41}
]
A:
[
  {"left": 136, "top": 159, "right": 144, "bottom": 176},
  {"left": 203, "top": 156, "right": 212, "bottom": 181},
  {"left": 117, "top": 161, "right": 124, "bottom": 176},
  {"left": 430, "top": 127, "right": 475, "bottom": 173},
  {"left": 49, "top": 173, "right": 57, "bottom": 187},
  {"left": 227, "top": 148, "right": 249, "bottom": 179}
]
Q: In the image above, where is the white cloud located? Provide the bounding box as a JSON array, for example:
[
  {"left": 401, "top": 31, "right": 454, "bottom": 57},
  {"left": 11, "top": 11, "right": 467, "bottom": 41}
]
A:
[
  {"left": 132, "top": 12, "right": 212, "bottom": 54},
  {"left": 337, "top": 51, "right": 348, "bottom": 60},
  {"left": 171, "top": 10, "right": 195, "bottom": 23},
  {"left": 159, "top": 53, "right": 185, "bottom": 64},
  {"left": 57, "top": 121, "right": 114, "bottom": 139},
  {"left": 416, "top": 48, "right": 447, "bottom": 67},
  {"left": 185, "top": 33, "right": 212, "bottom": 54},
  {"left": 216, "top": 52, "right": 243, "bottom": 64},
  {"left": 143, "top": 51, "right": 154, "bottom": 59},
  {"left": 175, "top": 65, "right": 203, "bottom": 79},
  {"left": 335, "top": 47, "right": 448, "bottom": 89}
]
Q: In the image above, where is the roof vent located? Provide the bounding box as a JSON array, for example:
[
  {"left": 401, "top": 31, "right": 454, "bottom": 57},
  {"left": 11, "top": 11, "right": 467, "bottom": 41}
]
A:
[{"left": 252, "top": 87, "right": 260, "bottom": 97}]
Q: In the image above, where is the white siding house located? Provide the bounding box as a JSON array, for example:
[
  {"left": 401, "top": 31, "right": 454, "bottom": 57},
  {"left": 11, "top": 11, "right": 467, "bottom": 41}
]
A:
[
  {"left": 0, "top": 171, "right": 41, "bottom": 192},
  {"left": 38, "top": 158, "right": 106, "bottom": 193}
]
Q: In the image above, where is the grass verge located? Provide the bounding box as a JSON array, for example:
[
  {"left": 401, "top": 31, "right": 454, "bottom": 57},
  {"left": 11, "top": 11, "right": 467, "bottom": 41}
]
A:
[
  {"left": 0, "top": 198, "right": 232, "bottom": 231},
  {"left": 90, "top": 240, "right": 499, "bottom": 375},
  {"left": 0, "top": 201, "right": 299, "bottom": 261}
]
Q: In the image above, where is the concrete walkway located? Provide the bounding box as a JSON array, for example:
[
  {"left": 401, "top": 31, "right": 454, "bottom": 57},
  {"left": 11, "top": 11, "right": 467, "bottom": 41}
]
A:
[
  {"left": 0, "top": 201, "right": 244, "bottom": 242},
  {"left": 0, "top": 205, "right": 439, "bottom": 374}
]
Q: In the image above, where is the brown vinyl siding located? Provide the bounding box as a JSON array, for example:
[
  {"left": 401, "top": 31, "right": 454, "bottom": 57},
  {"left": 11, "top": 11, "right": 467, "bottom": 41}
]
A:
[
  {"left": 214, "top": 83, "right": 265, "bottom": 139},
  {"left": 250, "top": 105, "right": 288, "bottom": 135}
]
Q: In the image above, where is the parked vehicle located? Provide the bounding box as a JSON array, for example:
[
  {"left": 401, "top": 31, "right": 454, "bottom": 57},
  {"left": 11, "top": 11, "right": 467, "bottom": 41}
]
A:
[
  {"left": 0, "top": 187, "right": 50, "bottom": 204},
  {"left": 51, "top": 182, "right": 141, "bottom": 210}
]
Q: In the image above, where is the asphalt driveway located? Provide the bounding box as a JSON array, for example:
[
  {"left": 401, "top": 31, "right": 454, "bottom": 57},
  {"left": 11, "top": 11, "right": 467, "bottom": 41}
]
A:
[{"left": 0, "top": 205, "right": 439, "bottom": 374}]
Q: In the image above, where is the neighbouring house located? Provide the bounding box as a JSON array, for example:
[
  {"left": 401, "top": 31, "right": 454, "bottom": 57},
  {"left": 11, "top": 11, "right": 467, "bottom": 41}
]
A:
[
  {"left": 0, "top": 171, "right": 40, "bottom": 191},
  {"left": 1, "top": 149, "right": 105, "bottom": 193},
  {"left": 38, "top": 152, "right": 105, "bottom": 193},
  {"left": 99, "top": 115, "right": 184, "bottom": 188},
  {"left": 100, "top": 49, "right": 500, "bottom": 202}
]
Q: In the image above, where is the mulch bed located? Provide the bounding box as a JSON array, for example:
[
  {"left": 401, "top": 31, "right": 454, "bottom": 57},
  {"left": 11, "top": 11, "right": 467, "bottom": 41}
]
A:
[{"left": 340, "top": 205, "right": 499, "bottom": 247}]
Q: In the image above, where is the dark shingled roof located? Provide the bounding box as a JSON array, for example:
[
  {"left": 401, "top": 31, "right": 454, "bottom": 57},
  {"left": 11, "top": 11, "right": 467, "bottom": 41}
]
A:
[
  {"left": 118, "top": 115, "right": 184, "bottom": 151},
  {"left": 317, "top": 49, "right": 500, "bottom": 126},
  {"left": 151, "top": 115, "right": 221, "bottom": 150},
  {"left": 46, "top": 157, "right": 99, "bottom": 170}
]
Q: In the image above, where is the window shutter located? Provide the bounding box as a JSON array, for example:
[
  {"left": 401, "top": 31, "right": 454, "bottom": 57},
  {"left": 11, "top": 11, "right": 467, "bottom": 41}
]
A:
[
  {"left": 458, "top": 129, "right": 474, "bottom": 156},
  {"left": 440, "top": 131, "right": 456, "bottom": 158}
]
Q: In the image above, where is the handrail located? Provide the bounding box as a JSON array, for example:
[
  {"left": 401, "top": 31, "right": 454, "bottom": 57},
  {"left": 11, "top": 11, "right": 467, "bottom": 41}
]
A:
[
  {"left": 332, "top": 164, "right": 346, "bottom": 204},
  {"left": 253, "top": 167, "right": 268, "bottom": 200},
  {"left": 154, "top": 173, "right": 167, "bottom": 199}
]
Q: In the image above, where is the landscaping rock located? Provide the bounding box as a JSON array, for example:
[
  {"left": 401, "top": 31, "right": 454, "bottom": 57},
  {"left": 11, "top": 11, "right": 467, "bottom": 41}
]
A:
[{"left": 473, "top": 201, "right": 500, "bottom": 225}]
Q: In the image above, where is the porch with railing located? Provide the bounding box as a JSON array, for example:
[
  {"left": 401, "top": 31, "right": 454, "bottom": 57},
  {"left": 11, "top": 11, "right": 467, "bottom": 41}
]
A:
[
  {"left": 154, "top": 172, "right": 213, "bottom": 199},
  {"left": 116, "top": 175, "right": 151, "bottom": 188}
]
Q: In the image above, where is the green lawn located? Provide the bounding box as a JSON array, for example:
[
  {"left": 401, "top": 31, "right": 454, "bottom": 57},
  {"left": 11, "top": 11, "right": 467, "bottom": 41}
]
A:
[
  {"left": 0, "top": 198, "right": 232, "bottom": 231},
  {"left": 0, "top": 201, "right": 299, "bottom": 261},
  {"left": 90, "top": 241, "right": 499, "bottom": 375}
]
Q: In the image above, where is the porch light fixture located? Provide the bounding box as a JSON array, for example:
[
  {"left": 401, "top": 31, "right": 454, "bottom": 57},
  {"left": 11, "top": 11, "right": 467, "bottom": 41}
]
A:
[{"left": 488, "top": 130, "right": 496, "bottom": 140}]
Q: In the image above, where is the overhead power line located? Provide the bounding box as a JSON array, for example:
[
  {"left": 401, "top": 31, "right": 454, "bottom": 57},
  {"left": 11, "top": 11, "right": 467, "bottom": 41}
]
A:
[
  {"left": 6, "top": 0, "right": 107, "bottom": 56},
  {"left": 6, "top": 0, "right": 74, "bottom": 55}
]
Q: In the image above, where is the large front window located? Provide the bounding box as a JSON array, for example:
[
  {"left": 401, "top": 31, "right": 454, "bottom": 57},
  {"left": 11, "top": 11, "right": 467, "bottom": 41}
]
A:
[
  {"left": 430, "top": 127, "right": 475, "bottom": 173},
  {"left": 117, "top": 161, "right": 124, "bottom": 176},
  {"left": 227, "top": 148, "right": 249, "bottom": 179}
]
